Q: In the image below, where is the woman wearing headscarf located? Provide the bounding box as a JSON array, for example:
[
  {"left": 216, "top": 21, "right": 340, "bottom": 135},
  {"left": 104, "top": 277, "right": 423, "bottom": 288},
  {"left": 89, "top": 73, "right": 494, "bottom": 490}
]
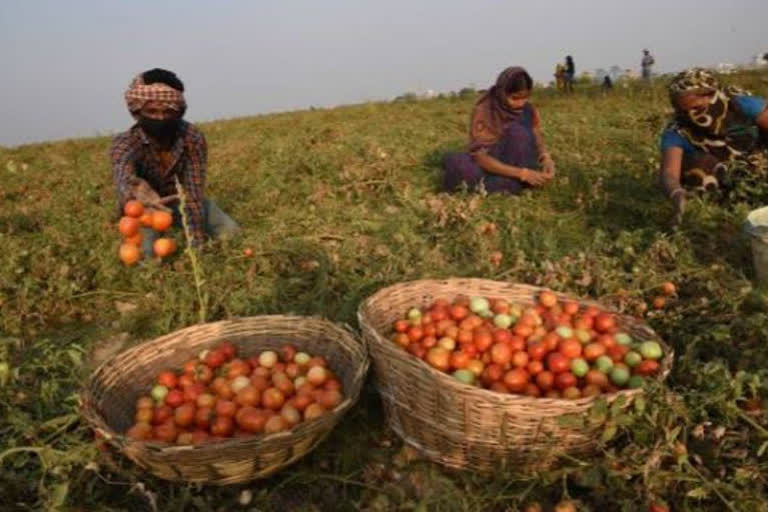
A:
[
  {"left": 442, "top": 67, "right": 555, "bottom": 195},
  {"left": 659, "top": 68, "right": 768, "bottom": 221}
]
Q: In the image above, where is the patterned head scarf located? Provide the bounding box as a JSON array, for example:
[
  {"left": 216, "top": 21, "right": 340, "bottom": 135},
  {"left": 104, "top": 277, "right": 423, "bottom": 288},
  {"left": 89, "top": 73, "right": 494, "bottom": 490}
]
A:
[
  {"left": 469, "top": 67, "right": 532, "bottom": 152},
  {"left": 124, "top": 73, "right": 187, "bottom": 119}
]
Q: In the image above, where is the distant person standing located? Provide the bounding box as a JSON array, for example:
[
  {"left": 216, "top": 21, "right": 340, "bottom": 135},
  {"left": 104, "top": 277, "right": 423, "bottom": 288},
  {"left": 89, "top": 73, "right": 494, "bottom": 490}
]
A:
[
  {"left": 554, "top": 63, "right": 566, "bottom": 92},
  {"left": 564, "top": 56, "right": 575, "bottom": 94},
  {"left": 641, "top": 49, "right": 655, "bottom": 84},
  {"left": 601, "top": 75, "right": 613, "bottom": 94}
]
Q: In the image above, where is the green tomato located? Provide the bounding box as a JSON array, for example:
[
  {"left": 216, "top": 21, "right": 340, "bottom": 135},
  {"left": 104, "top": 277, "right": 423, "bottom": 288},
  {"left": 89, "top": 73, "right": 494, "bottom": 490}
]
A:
[
  {"left": 469, "top": 297, "right": 490, "bottom": 314},
  {"left": 556, "top": 326, "right": 574, "bottom": 339},
  {"left": 493, "top": 314, "right": 513, "bottom": 329},
  {"left": 624, "top": 351, "right": 642, "bottom": 368},
  {"left": 407, "top": 308, "right": 422, "bottom": 321},
  {"left": 610, "top": 366, "right": 630, "bottom": 387},
  {"left": 479, "top": 309, "right": 495, "bottom": 319},
  {"left": 151, "top": 385, "right": 168, "bottom": 402},
  {"left": 509, "top": 305, "right": 522, "bottom": 318},
  {"left": 615, "top": 333, "right": 633, "bottom": 346},
  {"left": 595, "top": 355, "right": 614, "bottom": 373},
  {"left": 628, "top": 376, "right": 645, "bottom": 389},
  {"left": 571, "top": 358, "right": 589, "bottom": 378},
  {"left": 639, "top": 341, "right": 663, "bottom": 360},
  {"left": 575, "top": 329, "right": 592, "bottom": 343},
  {"left": 452, "top": 369, "right": 475, "bottom": 385}
]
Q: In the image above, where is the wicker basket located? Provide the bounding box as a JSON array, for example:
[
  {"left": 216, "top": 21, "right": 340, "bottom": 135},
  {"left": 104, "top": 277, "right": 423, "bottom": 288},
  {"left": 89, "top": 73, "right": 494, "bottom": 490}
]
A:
[
  {"left": 81, "top": 315, "right": 369, "bottom": 485},
  {"left": 358, "top": 278, "right": 673, "bottom": 473}
]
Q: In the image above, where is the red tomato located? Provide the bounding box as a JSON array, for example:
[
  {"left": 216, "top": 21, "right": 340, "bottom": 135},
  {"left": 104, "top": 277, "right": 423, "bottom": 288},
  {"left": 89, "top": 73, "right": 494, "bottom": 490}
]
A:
[
  {"left": 153, "top": 421, "right": 178, "bottom": 443},
  {"left": 607, "top": 344, "right": 630, "bottom": 363},
  {"left": 407, "top": 326, "right": 424, "bottom": 343},
  {"left": 583, "top": 342, "right": 607, "bottom": 361},
  {"left": 222, "top": 359, "right": 252, "bottom": 379},
  {"left": 194, "top": 407, "right": 214, "bottom": 429},
  {"left": 204, "top": 350, "right": 226, "bottom": 369},
  {"left": 420, "top": 312, "right": 434, "bottom": 325},
  {"left": 164, "top": 389, "right": 185, "bottom": 408},
  {"left": 562, "top": 301, "right": 580, "bottom": 315},
  {"left": 152, "top": 405, "right": 173, "bottom": 425},
  {"left": 407, "top": 343, "right": 426, "bottom": 359},
  {"left": 559, "top": 339, "right": 582, "bottom": 359},
  {"left": 423, "top": 324, "right": 437, "bottom": 338},
  {"left": 474, "top": 331, "right": 494, "bottom": 352},
  {"left": 462, "top": 344, "right": 478, "bottom": 358},
  {"left": 511, "top": 351, "right": 529, "bottom": 368},
  {"left": 555, "top": 372, "right": 577, "bottom": 391},
  {"left": 490, "top": 343, "right": 512, "bottom": 365},
  {"left": 426, "top": 347, "right": 451, "bottom": 371},
  {"left": 457, "top": 329, "right": 473, "bottom": 345},
  {"left": 421, "top": 336, "right": 438, "bottom": 348},
  {"left": 433, "top": 298, "right": 452, "bottom": 309},
  {"left": 218, "top": 341, "right": 237, "bottom": 360},
  {"left": 482, "top": 363, "right": 504, "bottom": 384},
  {"left": 235, "top": 386, "right": 261, "bottom": 407},
  {"left": 173, "top": 403, "right": 196, "bottom": 428},
  {"left": 513, "top": 324, "right": 533, "bottom": 339},
  {"left": 394, "top": 320, "right": 410, "bottom": 333},
  {"left": 509, "top": 335, "right": 526, "bottom": 353},
  {"left": 183, "top": 383, "right": 205, "bottom": 403},
  {"left": 535, "top": 370, "right": 555, "bottom": 391},
  {"left": 573, "top": 316, "right": 593, "bottom": 330},
  {"left": 430, "top": 307, "right": 448, "bottom": 322},
  {"left": 539, "top": 291, "right": 558, "bottom": 308},
  {"left": 526, "top": 360, "right": 544, "bottom": 376},
  {"left": 492, "top": 328, "right": 512, "bottom": 344},
  {"left": 585, "top": 370, "right": 609, "bottom": 389},
  {"left": 393, "top": 333, "right": 410, "bottom": 348},
  {"left": 450, "top": 351, "right": 471, "bottom": 370},
  {"left": 503, "top": 368, "right": 530, "bottom": 393},
  {"left": 594, "top": 313, "right": 616, "bottom": 333},
  {"left": 635, "top": 359, "right": 660, "bottom": 376},
  {"left": 236, "top": 407, "right": 268, "bottom": 433},
  {"left": 450, "top": 305, "right": 469, "bottom": 321},
  {"left": 183, "top": 359, "right": 200, "bottom": 375},
  {"left": 157, "top": 371, "right": 178, "bottom": 389},
  {"left": 210, "top": 416, "right": 234, "bottom": 437},
  {"left": 527, "top": 342, "right": 548, "bottom": 361},
  {"left": 215, "top": 400, "right": 238, "bottom": 418},
  {"left": 583, "top": 306, "right": 600, "bottom": 317},
  {"left": 491, "top": 299, "right": 510, "bottom": 314},
  {"left": 597, "top": 334, "right": 616, "bottom": 348},
  {"left": 547, "top": 353, "right": 570, "bottom": 374},
  {"left": 178, "top": 374, "right": 195, "bottom": 389},
  {"left": 542, "top": 332, "right": 560, "bottom": 351}
]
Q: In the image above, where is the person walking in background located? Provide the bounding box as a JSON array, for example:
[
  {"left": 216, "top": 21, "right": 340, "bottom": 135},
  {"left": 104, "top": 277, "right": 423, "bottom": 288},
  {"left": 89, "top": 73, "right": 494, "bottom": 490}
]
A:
[
  {"left": 641, "top": 49, "right": 655, "bottom": 84},
  {"left": 657, "top": 68, "right": 768, "bottom": 223},
  {"left": 442, "top": 67, "right": 555, "bottom": 195},
  {"left": 564, "top": 56, "right": 575, "bottom": 94},
  {"left": 554, "top": 63, "right": 566, "bottom": 92}
]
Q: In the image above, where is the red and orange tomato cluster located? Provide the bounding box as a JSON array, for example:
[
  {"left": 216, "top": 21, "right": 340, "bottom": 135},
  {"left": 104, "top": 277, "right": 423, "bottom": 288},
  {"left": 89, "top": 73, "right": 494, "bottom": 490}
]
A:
[
  {"left": 390, "top": 292, "right": 664, "bottom": 399},
  {"left": 118, "top": 200, "right": 177, "bottom": 266},
  {"left": 125, "top": 341, "right": 345, "bottom": 444}
]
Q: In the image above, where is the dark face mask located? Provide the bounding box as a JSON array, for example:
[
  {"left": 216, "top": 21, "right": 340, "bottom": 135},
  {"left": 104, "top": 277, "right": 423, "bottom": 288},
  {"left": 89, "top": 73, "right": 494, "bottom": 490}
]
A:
[{"left": 139, "top": 117, "right": 180, "bottom": 140}]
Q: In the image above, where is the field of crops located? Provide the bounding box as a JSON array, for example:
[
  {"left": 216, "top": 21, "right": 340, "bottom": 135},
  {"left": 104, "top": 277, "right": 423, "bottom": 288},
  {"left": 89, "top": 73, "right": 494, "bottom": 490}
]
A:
[{"left": 1, "top": 70, "right": 768, "bottom": 511}]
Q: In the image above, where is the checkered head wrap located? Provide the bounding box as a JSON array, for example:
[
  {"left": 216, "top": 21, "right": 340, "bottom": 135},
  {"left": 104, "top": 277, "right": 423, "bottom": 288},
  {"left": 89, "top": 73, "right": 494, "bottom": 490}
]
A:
[{"left": 124, "top": 73, "right": 187, "bottom": 118}]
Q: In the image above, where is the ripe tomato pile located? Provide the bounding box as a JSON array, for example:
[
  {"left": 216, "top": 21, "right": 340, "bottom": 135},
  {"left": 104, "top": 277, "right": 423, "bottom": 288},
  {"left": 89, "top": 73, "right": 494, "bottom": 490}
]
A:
[
  {"left": 390, "top": 292, "right": 664, "bottom": 399},
  {"left": 118, "top": 200, "right": 177, "bottom": 266},
  {"left": 125, "top": 341, "right": 345, "bottom": 444}
]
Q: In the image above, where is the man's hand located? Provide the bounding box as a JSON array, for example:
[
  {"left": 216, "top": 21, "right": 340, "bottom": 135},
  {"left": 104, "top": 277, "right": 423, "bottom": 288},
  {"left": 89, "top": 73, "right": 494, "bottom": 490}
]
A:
[{"left": 128, "top": 178, "right": 173, "bottom": 211}]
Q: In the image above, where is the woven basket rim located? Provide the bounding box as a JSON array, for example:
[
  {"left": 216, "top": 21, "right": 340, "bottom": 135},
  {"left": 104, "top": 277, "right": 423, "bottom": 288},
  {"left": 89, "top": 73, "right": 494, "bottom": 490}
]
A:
[
  {"left": 358, "top": 278, "right": 673, "bottom": 408},
  {"left": 81, "top": 314, "right": 369, "bottom": 455}
]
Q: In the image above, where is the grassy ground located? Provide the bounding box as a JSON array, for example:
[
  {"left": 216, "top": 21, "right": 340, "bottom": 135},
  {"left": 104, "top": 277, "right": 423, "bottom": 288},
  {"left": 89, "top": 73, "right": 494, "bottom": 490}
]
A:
[{"left": 2, "top": 70, "right": 768, "bottom": 511}]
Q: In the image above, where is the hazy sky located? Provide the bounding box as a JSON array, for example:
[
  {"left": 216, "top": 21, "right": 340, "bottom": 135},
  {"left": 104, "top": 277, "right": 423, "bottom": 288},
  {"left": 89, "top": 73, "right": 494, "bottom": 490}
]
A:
[{"left": 1, "top": 0, "right": 766, "bottom": 147}]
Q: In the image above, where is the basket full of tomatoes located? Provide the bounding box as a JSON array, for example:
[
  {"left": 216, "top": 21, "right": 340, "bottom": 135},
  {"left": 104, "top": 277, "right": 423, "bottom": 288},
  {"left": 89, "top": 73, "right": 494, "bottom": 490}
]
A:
[
  {"left": 358, "top": 279, "right": 673, "bottom": 473},
  {"left": 81, "top": 316, "right": 368, "bottom": 484}
]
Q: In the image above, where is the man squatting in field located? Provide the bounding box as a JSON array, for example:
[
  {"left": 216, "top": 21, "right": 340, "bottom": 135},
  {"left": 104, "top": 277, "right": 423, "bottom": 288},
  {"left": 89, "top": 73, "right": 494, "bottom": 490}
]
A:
[{"left": 111, "top": 68, "right": 239, "bottom": 256}]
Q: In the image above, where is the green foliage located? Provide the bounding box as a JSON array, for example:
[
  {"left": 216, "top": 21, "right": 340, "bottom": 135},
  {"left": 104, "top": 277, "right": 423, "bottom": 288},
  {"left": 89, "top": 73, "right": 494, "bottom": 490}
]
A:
[{"left": 1, "top": 70, "right": 768, "bottom": 511}]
